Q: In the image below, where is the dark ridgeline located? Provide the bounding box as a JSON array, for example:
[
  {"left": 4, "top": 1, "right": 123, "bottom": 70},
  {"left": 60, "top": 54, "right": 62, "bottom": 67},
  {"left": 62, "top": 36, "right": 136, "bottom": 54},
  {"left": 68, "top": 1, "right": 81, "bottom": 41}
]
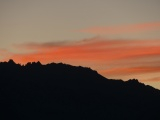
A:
[{"left": 0, "top": 59, "right": 160, "bottom": 120}]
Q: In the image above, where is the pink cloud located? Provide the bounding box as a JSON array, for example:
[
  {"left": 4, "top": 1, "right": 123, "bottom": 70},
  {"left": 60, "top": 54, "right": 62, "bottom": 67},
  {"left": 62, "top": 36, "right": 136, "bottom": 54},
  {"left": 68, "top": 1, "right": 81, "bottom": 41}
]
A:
[{"left": 78, "top": 22, "right": 160, "bottom": 35}]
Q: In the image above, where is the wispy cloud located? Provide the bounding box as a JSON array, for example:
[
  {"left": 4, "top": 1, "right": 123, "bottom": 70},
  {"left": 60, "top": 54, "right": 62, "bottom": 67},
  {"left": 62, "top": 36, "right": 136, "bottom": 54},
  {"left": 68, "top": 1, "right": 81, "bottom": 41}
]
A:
[
  {"left": 0, "top": 48, "right": 11, "bottom": 61},
  {"left": 142, "top": 77, "right": 160, "bottom": 82},
  {"left": 13, "top": 41, "right": 70, "bottom": 51},
  {"left": 100, "top": 66, "right": 160, "bottom": 76},
  {"left": 78, "top": 22, "right": 160, "bottom": 35},
  {"left": 0, "top": 49, "right": 7, "bottom": 54},
  {"left": 11, "top": 38, "right": 160, "bottom": 63},
  {"left": 5, "top": 37, "right": 160, "bottom": 86}
]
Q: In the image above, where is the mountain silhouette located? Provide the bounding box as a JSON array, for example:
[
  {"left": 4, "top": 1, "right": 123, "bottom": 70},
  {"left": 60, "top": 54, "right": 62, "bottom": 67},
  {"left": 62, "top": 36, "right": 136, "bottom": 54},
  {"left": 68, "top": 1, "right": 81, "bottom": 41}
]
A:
[{"left": 0, "top": 60, "right": 160, "bottom": 120}]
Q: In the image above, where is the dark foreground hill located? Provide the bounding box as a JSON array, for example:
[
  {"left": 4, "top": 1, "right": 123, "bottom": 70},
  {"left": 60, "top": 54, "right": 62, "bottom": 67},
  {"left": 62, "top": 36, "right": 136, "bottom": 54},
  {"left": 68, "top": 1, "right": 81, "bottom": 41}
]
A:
[{"left": 0, "top": 60, "right": 160, "bottom": 120}]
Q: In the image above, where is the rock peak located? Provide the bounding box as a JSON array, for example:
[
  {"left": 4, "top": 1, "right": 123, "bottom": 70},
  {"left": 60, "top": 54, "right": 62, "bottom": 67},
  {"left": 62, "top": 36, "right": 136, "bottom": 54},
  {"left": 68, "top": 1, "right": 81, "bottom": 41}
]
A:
[{"left": 8, "top": 59, "right": 16, "bottom": 64}]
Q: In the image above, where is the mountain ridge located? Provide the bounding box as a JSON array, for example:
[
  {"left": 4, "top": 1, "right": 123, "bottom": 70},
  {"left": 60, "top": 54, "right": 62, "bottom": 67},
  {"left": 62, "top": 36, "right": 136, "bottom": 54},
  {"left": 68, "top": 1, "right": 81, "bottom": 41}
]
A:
[{"left": 0, "top": 59, "right": 160, "bottom": 120}]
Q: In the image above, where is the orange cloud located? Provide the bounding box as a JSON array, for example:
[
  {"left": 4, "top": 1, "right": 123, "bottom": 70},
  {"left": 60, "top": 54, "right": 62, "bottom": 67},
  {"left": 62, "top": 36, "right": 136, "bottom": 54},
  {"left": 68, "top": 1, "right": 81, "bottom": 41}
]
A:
[
  {"left": 11, "top": 38, "right": 160, "bottom": 64},
  {"left": 0, "top": 49, "right": 12, "bottom": 61},
  {"left": 6, "top": 38, "right": 160, "bottom": 86},
  {"left": 100, "top": 66, "right": 160, "bottom": 76},
  {"left": 78, "top": 22, "right": 160, "bottom": 34},
  {"left": 3, "top": 38, "right": 160, "bottom": 89}
]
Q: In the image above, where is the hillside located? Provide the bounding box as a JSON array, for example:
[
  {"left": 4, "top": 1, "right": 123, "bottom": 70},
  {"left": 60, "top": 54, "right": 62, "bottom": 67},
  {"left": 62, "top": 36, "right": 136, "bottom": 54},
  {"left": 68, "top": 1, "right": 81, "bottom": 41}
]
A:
[{"left": 0, "top": 59, "right": 160, "bottom": 120}]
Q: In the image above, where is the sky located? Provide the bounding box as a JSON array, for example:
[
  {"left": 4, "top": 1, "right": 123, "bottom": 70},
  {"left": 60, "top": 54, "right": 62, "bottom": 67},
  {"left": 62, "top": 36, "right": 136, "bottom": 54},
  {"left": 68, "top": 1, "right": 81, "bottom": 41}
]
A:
[{"left": 0, "top": 0, "right": 160, "bottom": 89}]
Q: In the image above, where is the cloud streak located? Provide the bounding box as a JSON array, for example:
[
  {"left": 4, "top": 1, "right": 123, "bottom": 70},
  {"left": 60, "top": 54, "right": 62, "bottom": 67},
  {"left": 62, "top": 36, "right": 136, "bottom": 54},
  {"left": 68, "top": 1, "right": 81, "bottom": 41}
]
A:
[
  {"left": 4, "top": 37, "right": 160, "bottom": 87},
  {"left": 143, "top": 77, "right": 160, "bottom": 82},
  {"left": 11, "top": 38, "right": 160, "bottom": 64},
  {"left": 100, "top": 66, "right": 160, "bottom": 76},
  {"left": 78, "top": 22, "right": 160, "bottom": 35}
]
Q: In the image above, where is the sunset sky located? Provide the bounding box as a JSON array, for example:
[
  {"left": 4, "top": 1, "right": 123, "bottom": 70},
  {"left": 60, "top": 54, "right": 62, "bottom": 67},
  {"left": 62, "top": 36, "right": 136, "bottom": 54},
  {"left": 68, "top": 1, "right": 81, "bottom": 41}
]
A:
[{"left": 1, "top": 0, "right": 160, "bottom": 89}]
